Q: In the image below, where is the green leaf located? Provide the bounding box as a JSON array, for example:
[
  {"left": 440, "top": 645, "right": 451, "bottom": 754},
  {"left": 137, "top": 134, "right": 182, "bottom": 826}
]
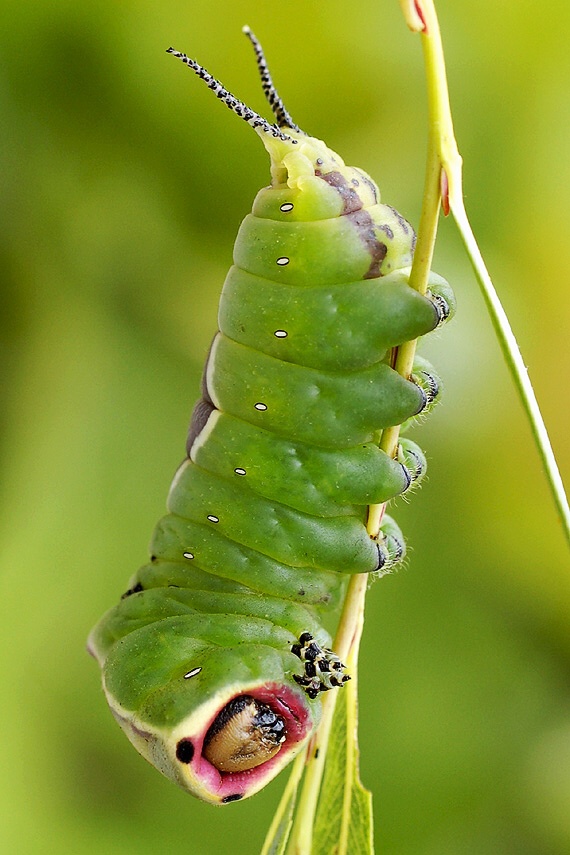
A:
[
  {"left": 261, "top": 752, "right": 305, "bottom": 855},
  {"left": 311, "top": 679, "right": 373, "bottom": 855}
]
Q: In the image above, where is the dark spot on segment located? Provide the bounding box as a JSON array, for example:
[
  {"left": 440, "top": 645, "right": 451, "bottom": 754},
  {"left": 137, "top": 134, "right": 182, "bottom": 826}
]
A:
[
  {"left": 317, "top": 170, "right": 363, "bottom": 214},
  {"left": 222, "top": 793, "right": 244, "bottom": 803},
  {"left": 353, "top": 169, "right": 378, "bottom": 203},
  {"left": 187, "top": 398, "right": 216, "bottom": 454},
  {"left": 186, "top": 334, "right": 219, "bottom": 454},
  {"left": 385, "top": 204, "right": 411, "bottom": 234},
  {"left": 176, "top": 739, "right": 195, "bottom": 764},
  {"left": 314, "top": 748, "right": 320, "bottom": 759},
  {"left": 378, "top": 223, "right": 394, "bottom": 240},
  {"left": 346, "top": 210, "right": 388, "bottom": 279},
  {"left": 121, "top": 582, "right": 144, "bottom": 599}
]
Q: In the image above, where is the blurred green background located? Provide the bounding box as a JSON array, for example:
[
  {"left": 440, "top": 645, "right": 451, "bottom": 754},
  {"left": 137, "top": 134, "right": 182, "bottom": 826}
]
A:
[{"left": 1, "top": 0, "right": 569, "bottom": 852}]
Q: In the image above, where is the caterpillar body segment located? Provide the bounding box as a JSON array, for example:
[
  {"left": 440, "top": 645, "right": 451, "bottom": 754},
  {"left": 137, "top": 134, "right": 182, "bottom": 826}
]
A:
[
  {"left": 219, "top": 267, "right": 453, "bottom": 371},
  {"left": 89, "top": 32, "right": 455, "bottom": 805}
]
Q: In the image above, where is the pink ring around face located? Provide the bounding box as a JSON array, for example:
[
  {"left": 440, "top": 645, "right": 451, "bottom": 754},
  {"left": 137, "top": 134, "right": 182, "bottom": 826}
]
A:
[{"left": 179, "top": 682, "right": 313, "bottom": 802}]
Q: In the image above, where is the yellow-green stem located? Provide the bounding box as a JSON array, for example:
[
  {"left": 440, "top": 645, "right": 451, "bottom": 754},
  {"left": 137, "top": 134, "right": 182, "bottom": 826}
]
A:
[
  {"left": 284, "top": 9, "right": 450, "bottom": 847},
  {"left": 369, "top": 1, "right": 447, "bottom": 537},
  {"left": 402, "top": 0, "right": 570, "bottom": 545},
  {"left": 284, "top": 573, "right": 368, "bottom": 854}
]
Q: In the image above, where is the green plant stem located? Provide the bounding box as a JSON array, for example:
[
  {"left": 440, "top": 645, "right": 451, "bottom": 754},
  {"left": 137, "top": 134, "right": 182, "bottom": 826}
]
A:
[
  {"left": 451, "top": 197, "right": 570, "bottom": 546},
  {"left": 401, "top": 0, "right": 570, "bottom": 547},
  {"left": 369, "top": 2, "right": 446, "bottom": 537}
]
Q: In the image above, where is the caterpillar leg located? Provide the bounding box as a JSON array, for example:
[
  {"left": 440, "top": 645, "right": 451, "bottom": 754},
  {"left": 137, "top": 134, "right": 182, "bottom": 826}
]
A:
[
  {"left": 291, "top": 632, "right": 350, "bottom": 699},
  {"left": 396, "top": 438, "right": 428, "bottom": 494},
  {"left": 374, "top": 514, "right": 406, "bottom": 576},
  {"left": 411, "top": 355, "right": 442, "bottom": 413}
]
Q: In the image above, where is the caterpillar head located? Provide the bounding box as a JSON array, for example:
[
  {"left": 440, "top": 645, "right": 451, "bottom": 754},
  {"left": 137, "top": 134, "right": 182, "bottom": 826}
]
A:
[
  {"left": 258, "top": 129, "right": 380, "bottom": 220},
  {"left": 99, "top": 641, "right": 318, "bottom": 804},
  {"left": 167, "top": 31, "right": 380, "bottom": 220}
]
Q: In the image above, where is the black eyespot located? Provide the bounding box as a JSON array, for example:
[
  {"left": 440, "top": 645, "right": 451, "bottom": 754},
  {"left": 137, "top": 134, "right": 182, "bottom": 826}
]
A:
[
  {"left": 222, "top": 793, "right": 244, "bottom": 803},
  {"left": 176, "top": 739, "right": 194, "bottom": 764},
  {"left": 121, "top": 582, "right": 144, "bottom": 599}
]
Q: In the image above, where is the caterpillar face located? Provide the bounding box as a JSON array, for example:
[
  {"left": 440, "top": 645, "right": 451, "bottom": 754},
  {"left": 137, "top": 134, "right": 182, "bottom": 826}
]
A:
[
  {"left": 89, "top": 29, "right": 455, "bottom": 804},
  {"left": 201, "top": 695, "right": 287, "bottom": 773},
  {"left": 102, "top": 657, "right": 316, "bottom": 804}
]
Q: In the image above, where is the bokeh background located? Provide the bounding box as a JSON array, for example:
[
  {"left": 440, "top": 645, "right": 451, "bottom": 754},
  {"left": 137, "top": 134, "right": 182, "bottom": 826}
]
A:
[{"left": 1, "top": 0, "right": 569, "bottom": 853}]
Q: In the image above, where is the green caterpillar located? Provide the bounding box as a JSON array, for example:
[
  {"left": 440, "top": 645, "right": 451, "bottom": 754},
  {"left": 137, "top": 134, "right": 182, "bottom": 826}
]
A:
[{"left": 88, "top": 29, "right": 455, "bottom": 805}]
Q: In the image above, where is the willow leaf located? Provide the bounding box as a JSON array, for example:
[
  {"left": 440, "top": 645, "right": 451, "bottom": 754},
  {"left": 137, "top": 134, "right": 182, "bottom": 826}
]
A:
[{"left": 311, "top": 677, "right": 373, "bottom": 855}]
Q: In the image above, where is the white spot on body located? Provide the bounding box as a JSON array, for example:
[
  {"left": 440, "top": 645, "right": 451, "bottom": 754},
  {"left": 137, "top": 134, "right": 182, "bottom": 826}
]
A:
[
  {"left": 234, "top": 468, "right": 247, "bottom": 476},
  {"left": 276, "top": 257, "right": 289, "bottom": 266},
  {"left": 183, "top": 552, "right": 194, "bottom": 560},
  {"left": 254, "top": 402, "right": 267, "bottom": 411},
  {"left": 207, "top": 514, "right": 219, "bottom": 524},
  {"left": 280, "top": 203, "right": 294, "bottom": 213},
  {"left": 274, "top": 330, "right": 288, "bottom": 338},
  {"left": 183, "top": 667, "right": 202, "bottom": 679}
]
